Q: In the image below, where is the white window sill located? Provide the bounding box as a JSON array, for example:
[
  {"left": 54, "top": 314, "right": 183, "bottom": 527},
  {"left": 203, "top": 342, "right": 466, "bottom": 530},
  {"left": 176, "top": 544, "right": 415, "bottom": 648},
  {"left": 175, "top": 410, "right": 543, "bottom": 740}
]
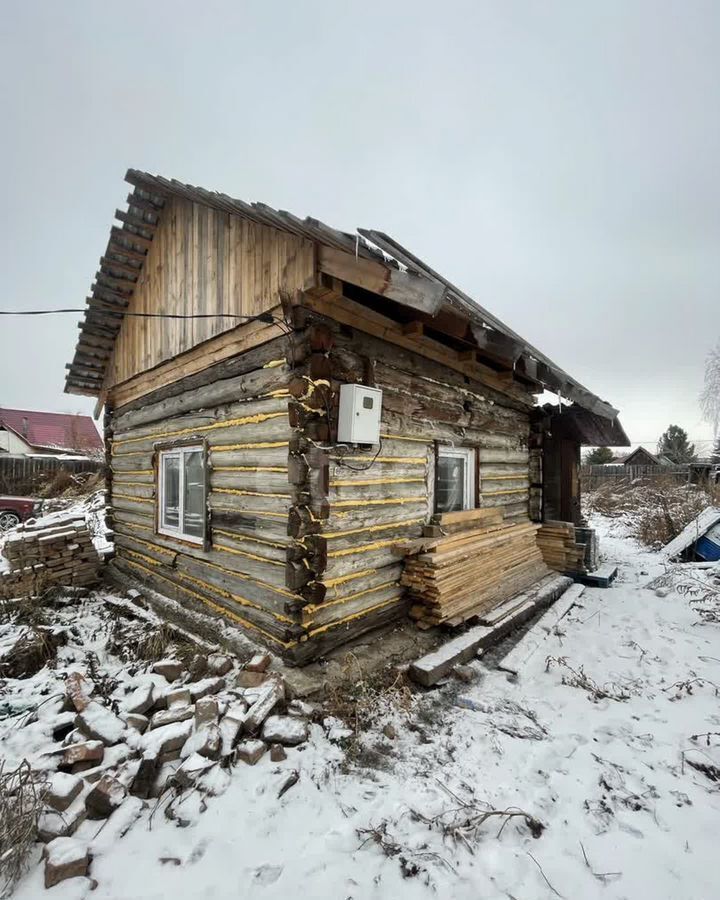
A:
[{"left": 157, "top": 526, "right": 204, "bottom": 545}]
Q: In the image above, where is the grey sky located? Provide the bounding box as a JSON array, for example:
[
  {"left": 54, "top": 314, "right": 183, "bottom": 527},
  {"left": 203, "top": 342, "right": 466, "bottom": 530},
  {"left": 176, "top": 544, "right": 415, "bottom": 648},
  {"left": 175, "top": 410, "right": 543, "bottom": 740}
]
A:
[{"left": 1, "top": 1, "right": 718, "bottom": 452}]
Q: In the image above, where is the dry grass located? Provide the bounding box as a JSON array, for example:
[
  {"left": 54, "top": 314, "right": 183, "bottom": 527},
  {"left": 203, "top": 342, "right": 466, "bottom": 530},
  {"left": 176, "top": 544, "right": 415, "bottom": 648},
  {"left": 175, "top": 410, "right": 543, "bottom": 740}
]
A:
[
  {"left": 133, "top": 622, "right": 201, "bottom": 668},
  {"left": 0, "top": 760, "right": 48, "bottom": 898},
  {"left": 584, "top": 477, "right": 720, "bottom": 548},
  {"left": 324, "top": 652, "right": 416, "bottom": 733}
]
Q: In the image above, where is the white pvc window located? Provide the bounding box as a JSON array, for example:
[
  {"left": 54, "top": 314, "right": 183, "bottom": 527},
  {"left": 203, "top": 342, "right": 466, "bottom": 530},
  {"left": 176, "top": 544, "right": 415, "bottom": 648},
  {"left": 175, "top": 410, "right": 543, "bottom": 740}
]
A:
[
  {"left": 435, "top": 446, "right": 476, "bottom": 513},
  {"left": 158, "top": 446, "right": 206, "bottom": 543}
]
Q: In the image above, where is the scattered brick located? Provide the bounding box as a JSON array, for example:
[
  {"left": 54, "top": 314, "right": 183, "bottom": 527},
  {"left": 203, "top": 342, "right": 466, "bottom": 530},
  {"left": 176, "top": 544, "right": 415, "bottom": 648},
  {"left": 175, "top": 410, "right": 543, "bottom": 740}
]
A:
[
  {"left": 166, "top": 687, "right": 192, "bottom": 708},
  {"left": 46, "top": 772, "right": 83, "bottom": 812},
  {"left": 236, "top": 739, "right": 266, "bottom": 766},
  {"left": 207, "top": 654, "right": 233, "bottom": 676},
  {"left": 122, "top": 683, "right": 156, "bottom": 715},
  {"left": 44, "top": 837, "right": 91, "bottom": 888},
  {"left": 152, "top": 659, "right": 184, "bottom": 682},
  {"left": 150, "top": 706, "right": 194, "bottom": 730},
  {"left": 261, "top": 715, "right": 308, "bottom": 746},
  {"left": 61, "top": 740, "right": 104, "bottom": 769},
  {"left": 65, "top": 672, "right": 94, "bottom": 712},
  {"left": 236, "top": 670, "right": 266, "bottom": 688},
  {"left": 245, "top": 653, "right": 271, "bottom": 673},
  {"left": 270, "top": 743, "right": 287, "bottom": 762},
  {"left": 124, "top": 713, "right": 149, "bottom": 733},
  {"left": 244, "top": 678, "right": 285, "bottom": 735},
  {"left": 76, "top": 701, "right": 126, "bottom": 746},
  {"left": 194, "top": 697, "right": 219, "bottom": 727},
  {"left": 85, "top": 774, "right": 128, "bottom": 819}
]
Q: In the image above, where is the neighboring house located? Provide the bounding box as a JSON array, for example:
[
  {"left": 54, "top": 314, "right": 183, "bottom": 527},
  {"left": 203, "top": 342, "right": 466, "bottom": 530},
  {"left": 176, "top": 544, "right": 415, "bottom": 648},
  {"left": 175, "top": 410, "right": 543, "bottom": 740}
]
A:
[
  {"left": 0, "top": 408, "right": 102, "bottom": 457},
  {"left": 688, "top": 457, "right": 719, "bottom": 484},
  {"left": 64, "top": 169, "right": 629, "bottom": 664},
  {"left": 612, "top": 447, "right": 672, "bottom": 468}
]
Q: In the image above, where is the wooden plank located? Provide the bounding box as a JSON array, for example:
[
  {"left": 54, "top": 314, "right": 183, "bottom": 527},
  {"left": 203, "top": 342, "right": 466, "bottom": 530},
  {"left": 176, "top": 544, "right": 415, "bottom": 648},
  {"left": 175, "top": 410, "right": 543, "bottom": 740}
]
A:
[
  {"left": 498, "top": 583, "right": 585, "bottom": 675},
  {"left": 319, "top": 245, "right": 446, "bottom": 314}
]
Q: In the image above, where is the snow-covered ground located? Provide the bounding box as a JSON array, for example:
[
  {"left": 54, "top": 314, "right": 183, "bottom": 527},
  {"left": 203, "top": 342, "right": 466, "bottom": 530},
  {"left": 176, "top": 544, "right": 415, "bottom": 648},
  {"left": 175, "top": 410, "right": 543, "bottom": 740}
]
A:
[{"left": 3, "top": 513, "right": 720, "bottom": 900}]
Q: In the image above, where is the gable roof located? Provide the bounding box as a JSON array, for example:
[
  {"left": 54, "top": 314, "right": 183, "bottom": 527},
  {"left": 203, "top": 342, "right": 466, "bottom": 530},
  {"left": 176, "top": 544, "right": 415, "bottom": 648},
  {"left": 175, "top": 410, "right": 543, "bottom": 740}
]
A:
[
  {"left": 65, "top": 169, "right": 622, "bottom": 422},
  {"left": 0, "top": 408, "right": 102, "bottom": 453}
]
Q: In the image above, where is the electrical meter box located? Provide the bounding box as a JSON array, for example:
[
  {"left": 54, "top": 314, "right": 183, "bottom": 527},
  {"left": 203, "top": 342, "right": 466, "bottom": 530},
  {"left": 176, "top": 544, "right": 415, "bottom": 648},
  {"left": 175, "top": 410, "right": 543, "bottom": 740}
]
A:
[{"left": 337, "top": 384, "right": 383, "bottom": 444}]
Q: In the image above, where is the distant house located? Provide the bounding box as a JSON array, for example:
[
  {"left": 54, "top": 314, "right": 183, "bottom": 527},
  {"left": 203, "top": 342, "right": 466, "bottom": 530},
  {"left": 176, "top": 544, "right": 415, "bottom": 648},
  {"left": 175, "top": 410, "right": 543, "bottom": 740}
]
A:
[
  {"left": 688, "top": 457, "right": 720, "bottom": 484},
  {"left": 612, "top": 447, "right": 673, "bottom": 468},
  {"left": 0, "top": 408, "right": 102, "bottom": 458}
]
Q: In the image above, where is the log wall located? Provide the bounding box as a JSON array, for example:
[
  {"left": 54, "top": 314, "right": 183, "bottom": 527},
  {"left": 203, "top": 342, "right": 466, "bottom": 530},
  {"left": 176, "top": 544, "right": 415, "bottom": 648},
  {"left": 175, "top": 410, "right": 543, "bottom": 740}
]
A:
[
  {"left": 107, "top": 301, "right": 535, "bottom": 665},
  {"left": 284, "top": 303, "right": 534, "bottom": 661},
  {"left": 108, "top": 334, "right": 305, "bottom": 653}
]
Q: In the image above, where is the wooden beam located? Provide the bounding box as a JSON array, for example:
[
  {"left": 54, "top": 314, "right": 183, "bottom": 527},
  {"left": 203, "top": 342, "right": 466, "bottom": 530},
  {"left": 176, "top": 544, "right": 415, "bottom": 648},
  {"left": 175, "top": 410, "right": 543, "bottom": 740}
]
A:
[
  {"left": 402, "top": 321, "right": 424, "bottom": 337},
  {"left": 99, "top": 256, "right": 143, "bottom": 278},
  {"left": 115, "top": 209, "right": 158, "bottom": 231},
  {"left": 95, "top": 271, "right": 137, "bottom": 293},
  {"left": 110, "top": 226, "right": 153, "bottom": 250},
  {"left": 108, "top": 310, "right": 286, "bottom": 409},
  {"left": 106, "top": 241, "right": 147, "bottom": 262},
  {"left": 126, "top": 193, "right": 164, "bottom": 214},
  {"left": 318, "top": 245, "right": 446, "bottom": 315},
  {"left": 91, "top": 286, "right": 131, "bottom": 306},
  {"left": 302, "top": 289, "right": 532, "bottom": 405}
]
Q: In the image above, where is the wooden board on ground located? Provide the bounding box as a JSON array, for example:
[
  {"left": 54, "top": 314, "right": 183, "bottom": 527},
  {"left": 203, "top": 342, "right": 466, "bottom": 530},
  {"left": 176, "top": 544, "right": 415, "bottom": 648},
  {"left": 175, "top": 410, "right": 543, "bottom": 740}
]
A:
[
  {"left": 498, "top": 583, "right": 586, "bottom": 676},
  {"left": 409, "top": 573, "right": 573, "bottom": 686}
]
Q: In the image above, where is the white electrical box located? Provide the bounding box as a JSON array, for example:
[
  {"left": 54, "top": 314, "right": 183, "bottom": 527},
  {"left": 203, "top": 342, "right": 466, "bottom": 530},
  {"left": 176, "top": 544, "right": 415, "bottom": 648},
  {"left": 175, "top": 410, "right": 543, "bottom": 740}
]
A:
[{"left": 337, "top": 384, "right": 383, "bottom": 444}]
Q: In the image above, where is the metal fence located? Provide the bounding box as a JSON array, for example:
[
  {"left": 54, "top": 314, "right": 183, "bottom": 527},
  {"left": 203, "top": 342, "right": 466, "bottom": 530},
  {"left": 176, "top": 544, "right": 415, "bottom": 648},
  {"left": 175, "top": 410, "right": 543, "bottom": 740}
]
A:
[{"left": 0, "top": 455, "right": 103, "bottom": 496}]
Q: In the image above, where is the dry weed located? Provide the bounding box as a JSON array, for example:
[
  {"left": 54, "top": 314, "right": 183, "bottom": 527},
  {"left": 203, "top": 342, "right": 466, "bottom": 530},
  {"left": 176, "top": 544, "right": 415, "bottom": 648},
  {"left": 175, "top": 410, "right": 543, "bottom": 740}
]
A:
[
  {"left": 325, "top": 653, "right": 416, "bottom": 733},
  {"left": 0, "top": 760, "right": 48, "bottom": 898}
]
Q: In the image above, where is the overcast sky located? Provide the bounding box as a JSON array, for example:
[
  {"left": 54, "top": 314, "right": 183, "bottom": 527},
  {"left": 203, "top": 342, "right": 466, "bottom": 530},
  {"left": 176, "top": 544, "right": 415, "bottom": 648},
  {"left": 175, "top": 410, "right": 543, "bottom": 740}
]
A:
[{"left": 1, "top": 1, "right": 718, "bottom": 452}]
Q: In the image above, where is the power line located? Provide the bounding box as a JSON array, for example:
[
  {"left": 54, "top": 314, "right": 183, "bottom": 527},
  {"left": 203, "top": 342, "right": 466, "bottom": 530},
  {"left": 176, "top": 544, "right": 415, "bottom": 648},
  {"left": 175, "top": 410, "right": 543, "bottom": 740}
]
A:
[{"left": 0, "top": 308, "right": 282, "bottom": 322}]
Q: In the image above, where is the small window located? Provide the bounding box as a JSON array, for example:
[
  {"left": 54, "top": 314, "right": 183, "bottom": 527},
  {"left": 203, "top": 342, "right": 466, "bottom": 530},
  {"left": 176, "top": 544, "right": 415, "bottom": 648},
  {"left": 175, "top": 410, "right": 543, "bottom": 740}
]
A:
[
  {"left": 435, "top": 446, "right": 476, "bottom": 513},
  {"left": 158, "top": 445, "right": 206, "bottom": 543}
]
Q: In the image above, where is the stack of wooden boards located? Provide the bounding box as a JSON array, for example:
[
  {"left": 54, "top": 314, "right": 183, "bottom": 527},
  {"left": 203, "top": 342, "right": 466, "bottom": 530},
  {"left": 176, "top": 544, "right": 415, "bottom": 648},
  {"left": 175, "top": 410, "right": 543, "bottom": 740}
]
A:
[
  {"left": 0, "top": 513, "right": 101, "bottom": 599},
  {"left": 399, "top": 507, "right": 551, "bottom": 629},
  {"left": 536, "top": 521, "right": 587, "bottom": 574}
]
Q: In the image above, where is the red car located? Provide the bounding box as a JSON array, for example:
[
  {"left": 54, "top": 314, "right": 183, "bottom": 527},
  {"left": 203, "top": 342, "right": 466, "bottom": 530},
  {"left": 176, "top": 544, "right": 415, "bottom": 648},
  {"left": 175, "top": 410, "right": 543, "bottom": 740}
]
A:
[{"left": 0, "top": 496, "right": 42, "bottom": 532}]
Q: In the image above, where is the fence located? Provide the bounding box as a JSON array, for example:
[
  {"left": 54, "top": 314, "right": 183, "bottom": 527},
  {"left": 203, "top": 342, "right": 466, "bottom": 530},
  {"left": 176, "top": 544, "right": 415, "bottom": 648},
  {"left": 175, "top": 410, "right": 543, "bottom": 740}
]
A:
[
  {"left": 581, "top": 464, "right": 690, "bottom": 491},
  {"left": 0, "top": 455, "right": 104, "bottom": 496}
]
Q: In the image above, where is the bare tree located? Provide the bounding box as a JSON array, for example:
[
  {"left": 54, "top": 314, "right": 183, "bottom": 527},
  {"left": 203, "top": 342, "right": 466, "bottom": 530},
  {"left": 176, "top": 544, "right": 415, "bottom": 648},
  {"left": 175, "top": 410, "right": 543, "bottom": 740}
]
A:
[{"left": 700, "top": 339, "right": 720, "bottom": 437}]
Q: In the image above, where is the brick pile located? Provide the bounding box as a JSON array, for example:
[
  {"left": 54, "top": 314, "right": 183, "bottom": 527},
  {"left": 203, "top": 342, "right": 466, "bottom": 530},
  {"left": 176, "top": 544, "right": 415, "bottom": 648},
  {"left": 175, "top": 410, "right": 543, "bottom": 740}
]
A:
[{"left": 0, "top": 514, "right": 101, "bottom": 598}]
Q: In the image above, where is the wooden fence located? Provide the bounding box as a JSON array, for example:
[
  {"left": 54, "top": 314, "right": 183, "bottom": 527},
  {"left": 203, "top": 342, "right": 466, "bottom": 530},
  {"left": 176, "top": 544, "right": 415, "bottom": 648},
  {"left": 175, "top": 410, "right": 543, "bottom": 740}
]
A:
[
  {"left": 581, "top": 464, "right": 690, "bottom": 490},
  {"left": 0, "top": 455, "right": 104, "bottom": 496}
]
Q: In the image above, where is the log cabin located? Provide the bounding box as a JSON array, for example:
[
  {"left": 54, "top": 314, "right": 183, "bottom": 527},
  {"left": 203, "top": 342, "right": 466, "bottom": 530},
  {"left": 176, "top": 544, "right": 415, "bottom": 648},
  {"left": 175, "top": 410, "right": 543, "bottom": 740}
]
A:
[{"left": 64, "top": 170, "right": 629, "bottom": 664}]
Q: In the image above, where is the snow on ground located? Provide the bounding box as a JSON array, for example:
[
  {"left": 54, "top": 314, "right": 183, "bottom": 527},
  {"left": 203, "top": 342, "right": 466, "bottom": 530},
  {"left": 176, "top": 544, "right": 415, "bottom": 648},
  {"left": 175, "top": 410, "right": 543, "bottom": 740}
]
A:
[{"left": 3, "top": 512, "right": 720, "bottom": 900}]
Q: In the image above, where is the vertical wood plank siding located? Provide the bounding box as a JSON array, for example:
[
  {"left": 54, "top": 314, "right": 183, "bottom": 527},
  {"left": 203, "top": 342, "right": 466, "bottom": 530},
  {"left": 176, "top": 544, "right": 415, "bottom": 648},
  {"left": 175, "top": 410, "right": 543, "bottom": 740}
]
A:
[{"left": 104, "top": 197, "right": 314, "bottom": 389}]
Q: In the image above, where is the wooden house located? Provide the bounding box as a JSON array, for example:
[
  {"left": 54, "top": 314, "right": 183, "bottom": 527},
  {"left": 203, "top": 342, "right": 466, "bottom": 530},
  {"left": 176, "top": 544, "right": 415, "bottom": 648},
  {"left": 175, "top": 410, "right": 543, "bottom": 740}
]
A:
[{"left": 64, "top": 170, "right": 628, "bottom": 664}]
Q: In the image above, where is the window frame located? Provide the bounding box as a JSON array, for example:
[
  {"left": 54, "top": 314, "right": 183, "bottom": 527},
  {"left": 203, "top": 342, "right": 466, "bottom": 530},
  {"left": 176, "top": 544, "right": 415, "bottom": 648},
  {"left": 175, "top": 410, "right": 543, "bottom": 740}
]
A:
[
  {"left": 434, "top": 444, "right": 477, "bottom": 514},
  {"left": 156, "top": 441, "right": 208, "bottom": 545}
]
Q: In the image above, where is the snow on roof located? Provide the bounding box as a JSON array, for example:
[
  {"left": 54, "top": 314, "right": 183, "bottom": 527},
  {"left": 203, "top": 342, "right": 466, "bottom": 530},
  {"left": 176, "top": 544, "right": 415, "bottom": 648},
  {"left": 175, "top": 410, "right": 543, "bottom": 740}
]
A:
[
  {"left": 662, "top": 507, "right": 720, "bottom": 560},
  {"left": 0, "top": 407, "right": 102, "bottom": 453}
]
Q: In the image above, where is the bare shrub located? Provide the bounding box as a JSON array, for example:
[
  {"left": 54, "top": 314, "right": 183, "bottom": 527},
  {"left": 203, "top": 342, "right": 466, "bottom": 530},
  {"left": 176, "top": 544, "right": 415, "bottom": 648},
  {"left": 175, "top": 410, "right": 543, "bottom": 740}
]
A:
[
  {"left": 545, "top": 656, "right": 630, "bottom": 702},
  {"left": 584, "top": 477, "right": 718, "bottom": 548},
  {"left": 0, "top": 760, "right": 48, "bottom": 897},
  {"left": 325, "top": 653, "right": 416, "bottom": 733},
  {"left": 0, "top": 626, "right": 64, "bottom": 679}
]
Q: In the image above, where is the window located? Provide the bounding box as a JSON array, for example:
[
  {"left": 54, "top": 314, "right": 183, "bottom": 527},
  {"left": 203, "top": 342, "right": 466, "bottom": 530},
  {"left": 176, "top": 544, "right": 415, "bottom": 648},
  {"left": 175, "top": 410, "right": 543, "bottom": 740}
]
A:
[
  {"left": 435, "top": 446, "right": 476, "bottom": 513},
  {"left": 158, "top": 445, "right": 206, "bottom": 543}
]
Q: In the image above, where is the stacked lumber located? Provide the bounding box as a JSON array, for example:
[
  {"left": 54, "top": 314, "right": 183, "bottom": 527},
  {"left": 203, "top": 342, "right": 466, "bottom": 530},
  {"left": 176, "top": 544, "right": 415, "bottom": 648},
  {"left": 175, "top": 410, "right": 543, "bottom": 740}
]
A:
[
  {"left": 399, "top": 507, "right": 551, "bottom": 628},
  {"left": 0, "top": 514, "right": 101, "bottom": 598},
  {"left": 536, "top": 521, "right": 586, "bottom": 574}
]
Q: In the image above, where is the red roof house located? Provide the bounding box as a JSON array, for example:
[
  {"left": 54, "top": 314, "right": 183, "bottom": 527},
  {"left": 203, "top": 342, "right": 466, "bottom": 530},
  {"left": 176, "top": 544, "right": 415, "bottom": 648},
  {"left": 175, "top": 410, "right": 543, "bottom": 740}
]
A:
[{"left": 0, "top": 407, "right": 102, "bottom": 456}]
